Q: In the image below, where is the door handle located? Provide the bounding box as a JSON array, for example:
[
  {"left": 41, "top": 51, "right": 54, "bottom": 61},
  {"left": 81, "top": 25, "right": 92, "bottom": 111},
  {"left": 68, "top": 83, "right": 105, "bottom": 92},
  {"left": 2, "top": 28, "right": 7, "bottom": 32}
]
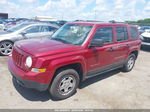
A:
[
  {"left": 107, "top": 47, "right": 114, "bottom": 51},
  {"left": 126, "top": 44, "right": 130, "bottom": 48}
]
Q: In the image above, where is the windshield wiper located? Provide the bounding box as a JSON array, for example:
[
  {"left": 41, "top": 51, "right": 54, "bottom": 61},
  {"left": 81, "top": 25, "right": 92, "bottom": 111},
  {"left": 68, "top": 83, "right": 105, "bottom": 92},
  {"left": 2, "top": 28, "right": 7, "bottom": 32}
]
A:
[{"left": 51, "top": 38, "right": 71, "bottom": 44}]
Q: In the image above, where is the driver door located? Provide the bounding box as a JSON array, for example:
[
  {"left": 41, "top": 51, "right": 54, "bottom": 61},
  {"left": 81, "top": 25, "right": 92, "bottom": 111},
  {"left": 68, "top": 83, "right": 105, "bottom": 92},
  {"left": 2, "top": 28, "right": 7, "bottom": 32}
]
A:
[
  {"left": 22, "top": 25, "right": 42, "bottom": 39},
  {"left": 86, "top": 26, "right": 118, "bottom": 76}
]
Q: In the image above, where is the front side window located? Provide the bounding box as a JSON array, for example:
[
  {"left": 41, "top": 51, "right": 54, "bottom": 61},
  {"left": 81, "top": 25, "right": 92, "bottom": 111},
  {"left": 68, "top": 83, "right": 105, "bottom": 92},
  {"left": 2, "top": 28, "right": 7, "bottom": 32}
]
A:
[
  {"left": 25, "top": 26, "right": 40, "bottom": 34},
  {"left": 92, "top": 27, "right": 113, "bottom": 44},
  {"left": 51, "top": 24, "right": 92, "bottom": 45},
  {"left": 116, "top": 27, "right": 128, "bottom": 42},
  {"left": 130, "top": 27, "right": 138, "bottom": 39}
]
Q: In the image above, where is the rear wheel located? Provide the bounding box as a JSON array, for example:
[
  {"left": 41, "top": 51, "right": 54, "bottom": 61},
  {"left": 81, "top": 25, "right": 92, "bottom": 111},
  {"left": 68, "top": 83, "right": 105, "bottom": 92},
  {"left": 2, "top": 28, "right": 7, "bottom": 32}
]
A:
[
  {"left": 49, "top": 69, "right": 79, "bottom": 100},
  {"left": 121, "top": 54, "right": 136, "bottom": 72},
  {"left": 0, "top": 41, "right": 13, "bottom": 56}
]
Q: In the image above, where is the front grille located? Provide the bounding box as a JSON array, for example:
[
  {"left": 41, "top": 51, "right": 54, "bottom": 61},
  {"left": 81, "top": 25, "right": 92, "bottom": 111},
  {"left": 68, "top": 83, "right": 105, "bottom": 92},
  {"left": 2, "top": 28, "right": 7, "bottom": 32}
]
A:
[
  {"left": 143, "top": 37, "right": 150, "bottom": 43},
  {"left": 12, "top": 48, "right": 25, "bottom": 70}
]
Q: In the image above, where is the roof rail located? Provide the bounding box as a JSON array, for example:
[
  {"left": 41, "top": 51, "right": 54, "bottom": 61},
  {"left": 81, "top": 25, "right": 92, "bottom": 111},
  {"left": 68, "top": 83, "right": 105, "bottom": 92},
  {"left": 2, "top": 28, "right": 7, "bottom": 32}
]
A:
[
  {"left": 109, "top": 20, "right": 127, "bottom": 24},
  {"left": 74, "top": 20, "right": 104, "bottom": 22}
]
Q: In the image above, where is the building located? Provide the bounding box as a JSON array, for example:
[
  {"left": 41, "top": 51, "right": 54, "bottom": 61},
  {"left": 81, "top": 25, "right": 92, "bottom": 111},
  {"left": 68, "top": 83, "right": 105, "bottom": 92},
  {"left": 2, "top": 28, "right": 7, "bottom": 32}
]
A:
[
  {"left": 34, "top": 16, "right": 58, "bottom": 21},
  {"left": 0, "top": 13, "right": 8, "bottom": 19}
]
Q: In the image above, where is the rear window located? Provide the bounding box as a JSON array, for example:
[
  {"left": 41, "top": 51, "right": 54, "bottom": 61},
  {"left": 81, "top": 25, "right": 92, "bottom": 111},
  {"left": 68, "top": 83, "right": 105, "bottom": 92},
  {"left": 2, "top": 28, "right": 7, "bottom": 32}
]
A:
[{"left": 130, "top": 27, "right": 138, "bottom": 39}]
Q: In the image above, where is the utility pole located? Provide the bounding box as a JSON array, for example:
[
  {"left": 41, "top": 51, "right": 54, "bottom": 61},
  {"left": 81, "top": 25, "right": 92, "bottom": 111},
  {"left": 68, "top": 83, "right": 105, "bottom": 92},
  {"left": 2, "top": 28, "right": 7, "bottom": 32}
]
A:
[
  {"left": 94, "top": 10, "right": 96, "bottom": 20},
  {"left": 61, "top": 12, "right": 64, "bottom": 20}
]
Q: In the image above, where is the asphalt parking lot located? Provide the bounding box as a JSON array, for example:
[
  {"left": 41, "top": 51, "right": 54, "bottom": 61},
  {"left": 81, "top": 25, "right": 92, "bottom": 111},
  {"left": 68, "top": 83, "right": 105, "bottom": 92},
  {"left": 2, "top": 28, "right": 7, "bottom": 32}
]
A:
[{"left": 0, "top": 47, "right": 150, "bottom": 109}]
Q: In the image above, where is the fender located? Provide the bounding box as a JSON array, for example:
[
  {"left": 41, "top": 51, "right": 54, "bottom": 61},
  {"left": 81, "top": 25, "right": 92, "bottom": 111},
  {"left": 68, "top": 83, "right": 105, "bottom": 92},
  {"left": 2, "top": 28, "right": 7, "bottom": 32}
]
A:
[
  {"left": 0, "top": 39, "right": 14, "bottom": 44},
  {"left": 125, "top": 39, "right": 141, "bottom": 60},
  {"left": 46, "top": 55, "right": 87, "bottom": 83}
]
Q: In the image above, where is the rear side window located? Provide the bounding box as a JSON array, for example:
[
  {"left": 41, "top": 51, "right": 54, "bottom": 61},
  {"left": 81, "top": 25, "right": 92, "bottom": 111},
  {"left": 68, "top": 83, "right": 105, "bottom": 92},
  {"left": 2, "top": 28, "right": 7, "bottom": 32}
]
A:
[
  {"left": 116, "top": 27, "right": 128, "bottom": 42},
  {"left": 41, "top": 26, "right": 57, "bottom": 32},
  {"left": 130, "top": 27, "right": 138, "bottom": 39},
  {"left": 25, "top": 26, "right": 40, "bottom": 33},
  {"left": 93, "top": 27, "right": 113, "bottom": 44}
]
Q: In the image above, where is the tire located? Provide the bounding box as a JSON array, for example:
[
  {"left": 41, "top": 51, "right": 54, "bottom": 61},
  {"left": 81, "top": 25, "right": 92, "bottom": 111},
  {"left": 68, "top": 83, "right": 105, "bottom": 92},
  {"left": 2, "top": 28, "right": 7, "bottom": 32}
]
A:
[
  {"left": 121, "top": 54, "right": 136, "bottom": 72},
  {"left": 0, "top": 41, "right": 13, "bottom": 56},
  {"left": 49, "top": 68, "right": 80, "bottom": 100}
]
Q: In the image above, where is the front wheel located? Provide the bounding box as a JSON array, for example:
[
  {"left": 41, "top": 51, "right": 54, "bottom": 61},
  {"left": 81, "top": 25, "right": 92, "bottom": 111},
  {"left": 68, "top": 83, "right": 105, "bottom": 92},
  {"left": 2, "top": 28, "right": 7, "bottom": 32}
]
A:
[
  {"left": 0, "top": 41, "right": 13, "bottom": 56},
  {"left": 121, "top": 54, "right": 136, "bottom": 72},
  {"left": 49, "top": 69, "right": 80, "bottom": 100}
]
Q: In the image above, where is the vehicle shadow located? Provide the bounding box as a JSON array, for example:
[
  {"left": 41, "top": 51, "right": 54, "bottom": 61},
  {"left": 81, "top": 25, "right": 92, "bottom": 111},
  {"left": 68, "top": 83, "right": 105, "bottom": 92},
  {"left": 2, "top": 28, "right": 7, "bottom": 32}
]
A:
[
  {"left": 141, "top": 45, "right": 150, "bottom": 52},
  {"left": 79, "top": 69, "right": 121, "bottom": 89},
  {"left": 12, "top": 69, "right": 121, "bottom": 101},
  {"left": 12, "top": 78, "right": 52, "bottom": 102}
]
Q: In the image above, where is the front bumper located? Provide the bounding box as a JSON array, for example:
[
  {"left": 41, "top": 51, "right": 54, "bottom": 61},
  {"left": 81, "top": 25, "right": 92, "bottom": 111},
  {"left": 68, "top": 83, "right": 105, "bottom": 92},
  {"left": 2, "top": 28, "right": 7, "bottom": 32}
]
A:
[
  {"left": 12, "top": 74, "right": 49, "bottom": 91},
  {"left": 8, "top": 57, "right": 49, "bottom": 91}
]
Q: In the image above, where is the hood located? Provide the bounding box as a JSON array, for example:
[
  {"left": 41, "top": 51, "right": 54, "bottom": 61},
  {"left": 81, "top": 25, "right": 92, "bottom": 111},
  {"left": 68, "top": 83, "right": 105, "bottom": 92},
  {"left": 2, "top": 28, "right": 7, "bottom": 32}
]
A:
[
  {"left": 15, "top": 38, "right": 82, "bottom": 57},
  {"left": 0, "top": 31, "right": 11, "bottom": 35},
  {"left": 141, "top": 32, "right": 150, "bottom": 38}
]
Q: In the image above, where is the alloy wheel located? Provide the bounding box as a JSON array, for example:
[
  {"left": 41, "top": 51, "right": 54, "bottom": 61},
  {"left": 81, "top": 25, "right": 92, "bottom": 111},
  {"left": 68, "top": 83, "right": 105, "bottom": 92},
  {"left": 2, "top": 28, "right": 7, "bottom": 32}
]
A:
[
  {"left": 0, "top": 42, "right": 13, "bottom": 56},
  {"left": 127, "top": 56, "right": 135, "bottom": 70},
  {"left": 58, "top": 75, "right": 76, "bottom": 96}
]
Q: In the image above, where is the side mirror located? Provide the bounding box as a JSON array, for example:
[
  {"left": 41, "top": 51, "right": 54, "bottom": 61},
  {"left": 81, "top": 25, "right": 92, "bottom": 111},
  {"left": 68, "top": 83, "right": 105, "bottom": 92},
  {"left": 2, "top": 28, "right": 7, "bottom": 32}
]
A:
[
  {"left": 20, "top": 31, "right": 27, "bottom": 36},
  {"left": 89, "top": 39, "right": 104, "bottom": 48}
]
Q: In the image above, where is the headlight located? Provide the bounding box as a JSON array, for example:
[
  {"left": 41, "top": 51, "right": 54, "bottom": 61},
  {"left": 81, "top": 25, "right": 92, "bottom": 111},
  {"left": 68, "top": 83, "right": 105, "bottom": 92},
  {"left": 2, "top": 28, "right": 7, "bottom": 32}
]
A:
[
  {"left": 26, "top": 56, "right": 32, "bottom": 68},
  {"left": 140, "top": 35, "right": 144, "bottom": 40}
]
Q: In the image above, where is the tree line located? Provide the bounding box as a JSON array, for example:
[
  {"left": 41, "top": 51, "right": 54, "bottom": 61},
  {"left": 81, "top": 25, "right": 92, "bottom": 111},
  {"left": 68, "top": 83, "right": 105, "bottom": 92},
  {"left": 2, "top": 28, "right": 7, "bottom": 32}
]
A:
[{"left": 126, "top": 18, "right": 150, "bottom": 25}]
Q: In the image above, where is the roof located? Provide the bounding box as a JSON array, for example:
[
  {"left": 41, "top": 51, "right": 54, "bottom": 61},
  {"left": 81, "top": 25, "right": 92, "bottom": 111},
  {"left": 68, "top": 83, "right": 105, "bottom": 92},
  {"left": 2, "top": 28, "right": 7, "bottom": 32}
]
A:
[
  {"left": 20, "top": 22, "right": 60, "bottom": 28},
  {"left": 69, "top": 21, "right": 136, "bottom": 27}
]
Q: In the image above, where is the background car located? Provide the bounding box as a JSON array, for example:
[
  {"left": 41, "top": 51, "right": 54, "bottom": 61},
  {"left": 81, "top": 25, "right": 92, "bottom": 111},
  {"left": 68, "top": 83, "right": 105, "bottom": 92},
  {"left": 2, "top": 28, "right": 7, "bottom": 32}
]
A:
[
  {"left": 57, "top": 20, "right": 67, "bottom": 26},
  {"left": 140, "top": 29, "right": 150, "bottom": 46},
  {"left": 138, "top": 26, "right": 150, "bottom": 34},
  {"left": 3, "top": 18, "right": 30, "bottom": 31},
  {"left": 0, "top": 19, "right": 6, "bottom": 31},
  {"left": 0, "top": 22, "right": 59, "bottom": 56}
]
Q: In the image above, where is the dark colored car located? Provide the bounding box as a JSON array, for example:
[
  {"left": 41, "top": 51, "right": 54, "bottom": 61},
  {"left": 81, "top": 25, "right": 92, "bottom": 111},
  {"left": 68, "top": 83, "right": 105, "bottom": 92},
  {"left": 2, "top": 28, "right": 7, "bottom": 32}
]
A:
[
  {"left": 8, "top": 22, "right": 141, "bottom": 100},
  {"left": 57, "top": 20, "right": 67, "bottom": 26}
]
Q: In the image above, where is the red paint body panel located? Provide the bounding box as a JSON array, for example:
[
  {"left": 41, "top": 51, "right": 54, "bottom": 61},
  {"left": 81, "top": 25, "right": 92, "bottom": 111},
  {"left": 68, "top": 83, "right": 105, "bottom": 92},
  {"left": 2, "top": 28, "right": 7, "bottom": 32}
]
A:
[{"left": 8, "top": 22, "right": 141, "bottom": 85}]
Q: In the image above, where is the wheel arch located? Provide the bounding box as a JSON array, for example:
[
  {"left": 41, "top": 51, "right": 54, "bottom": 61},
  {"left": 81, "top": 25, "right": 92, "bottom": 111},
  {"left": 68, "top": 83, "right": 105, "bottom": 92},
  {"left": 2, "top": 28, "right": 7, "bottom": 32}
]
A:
[
  {"left": 0, "top": 40, "right": 14, "bottom": 44},
  {"left": 129, "top": 50, "right": 139, "bottom": 59},
  {"left": 48, "top": 56, "right": 86, "bottom": 84},
  {"left": 53, "top": 63, "right": 83, "bottom": 81}
]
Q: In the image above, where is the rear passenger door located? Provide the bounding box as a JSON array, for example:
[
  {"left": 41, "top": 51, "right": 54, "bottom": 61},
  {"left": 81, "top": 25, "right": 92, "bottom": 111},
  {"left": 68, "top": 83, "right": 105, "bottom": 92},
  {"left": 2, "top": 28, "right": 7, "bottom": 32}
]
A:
[{"left": 114, "top": 26, "right": 130, "bottom": 62}]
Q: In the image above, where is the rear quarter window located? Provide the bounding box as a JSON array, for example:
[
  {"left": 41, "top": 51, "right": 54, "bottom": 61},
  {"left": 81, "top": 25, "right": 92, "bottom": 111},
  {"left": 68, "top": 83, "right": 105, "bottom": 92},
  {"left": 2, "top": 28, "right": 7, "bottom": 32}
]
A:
[{"left": 130, "top": 27, "right": 138, "bottom": 39}]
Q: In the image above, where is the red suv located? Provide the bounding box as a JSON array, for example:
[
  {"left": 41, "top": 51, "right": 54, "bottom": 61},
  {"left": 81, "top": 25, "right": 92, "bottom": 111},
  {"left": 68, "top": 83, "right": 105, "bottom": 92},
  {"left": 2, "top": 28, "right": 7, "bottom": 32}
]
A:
[{"left": 8, "top": 22, "right": 141, "bottom": 100}]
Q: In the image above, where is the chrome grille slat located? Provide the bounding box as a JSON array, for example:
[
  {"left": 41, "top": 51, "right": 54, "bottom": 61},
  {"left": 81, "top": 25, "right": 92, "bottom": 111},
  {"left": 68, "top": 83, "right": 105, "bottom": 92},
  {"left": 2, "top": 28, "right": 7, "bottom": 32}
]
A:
[
  {"left": 12, "top": 48, "right": 25, "bottom": 70},
  {"left": 143, "top": 37, "right": 150, "bottom": 43}
]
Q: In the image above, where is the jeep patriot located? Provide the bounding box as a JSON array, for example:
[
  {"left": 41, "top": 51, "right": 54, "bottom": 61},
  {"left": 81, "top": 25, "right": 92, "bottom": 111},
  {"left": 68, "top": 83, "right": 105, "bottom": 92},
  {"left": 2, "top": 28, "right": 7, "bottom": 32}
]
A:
[{"left": 8, "top": 22, "right": 141, "bottom": 100}]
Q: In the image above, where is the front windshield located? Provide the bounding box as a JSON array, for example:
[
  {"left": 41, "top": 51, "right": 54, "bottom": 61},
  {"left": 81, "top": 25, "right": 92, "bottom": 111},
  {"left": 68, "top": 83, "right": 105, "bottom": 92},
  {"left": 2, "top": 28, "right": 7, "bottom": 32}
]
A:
[
  {"left": 7, "top": 23, "right": 29, "bottom": 32},
  {"left": 51, "top": 24, "right": 92, "bottom": 45}
]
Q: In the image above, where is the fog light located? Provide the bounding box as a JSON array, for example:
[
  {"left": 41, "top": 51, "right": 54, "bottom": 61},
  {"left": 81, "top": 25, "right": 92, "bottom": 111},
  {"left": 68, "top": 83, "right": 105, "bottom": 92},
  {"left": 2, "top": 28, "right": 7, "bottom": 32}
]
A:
[{"left": 31, "top": 68, "right": 46, "bottom": 73}]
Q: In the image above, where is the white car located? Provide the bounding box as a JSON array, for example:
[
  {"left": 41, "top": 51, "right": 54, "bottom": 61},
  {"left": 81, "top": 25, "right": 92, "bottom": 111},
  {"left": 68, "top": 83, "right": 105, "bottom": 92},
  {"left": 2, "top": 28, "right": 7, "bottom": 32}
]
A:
[
  {"left": 0, "top": 21, "right": 4, "bottom": 31},
  {"left": 141, "top": 29, "right": 150, "bottom": 46},
  {"left": 0, "top": 22, "right": 59, "bottom": 56}
]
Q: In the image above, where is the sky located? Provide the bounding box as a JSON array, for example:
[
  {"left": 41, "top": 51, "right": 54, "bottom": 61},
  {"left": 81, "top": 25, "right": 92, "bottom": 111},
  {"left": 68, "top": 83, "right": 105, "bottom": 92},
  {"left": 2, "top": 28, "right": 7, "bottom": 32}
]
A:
[{"left": 0, "top": 0, "right": 150, "bottom": 21}]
